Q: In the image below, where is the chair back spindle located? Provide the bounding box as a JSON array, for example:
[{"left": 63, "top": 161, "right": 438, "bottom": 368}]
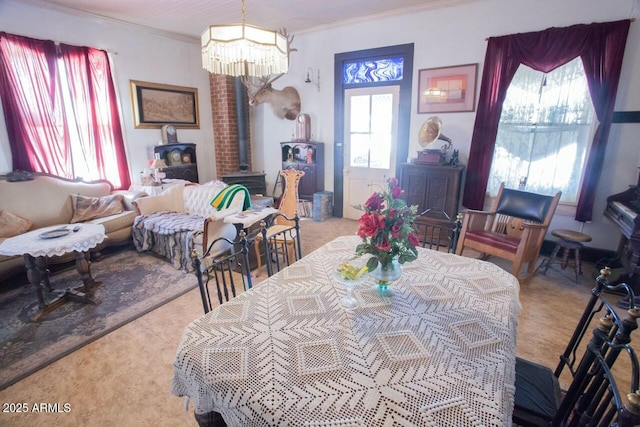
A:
[
  {"left": 413, "top": 208, "right": 462, "bottom": 253},
  {"left": 191, "top": 231, "right": 253, "bottom": 313}
]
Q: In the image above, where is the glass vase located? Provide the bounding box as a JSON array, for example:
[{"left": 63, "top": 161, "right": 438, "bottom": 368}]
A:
[{"left": 369, "top": 257, "right": 402, "bottom": 297}]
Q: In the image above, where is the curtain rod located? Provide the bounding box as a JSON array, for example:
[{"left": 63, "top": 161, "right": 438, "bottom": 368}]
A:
[{"left": 484, "top": 18, "right": 635, "bottom": 41}]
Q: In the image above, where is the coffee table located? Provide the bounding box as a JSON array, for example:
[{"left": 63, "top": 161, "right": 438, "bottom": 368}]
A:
[{"left": 0, "top": 223, "right": 106, "bottom": 320}]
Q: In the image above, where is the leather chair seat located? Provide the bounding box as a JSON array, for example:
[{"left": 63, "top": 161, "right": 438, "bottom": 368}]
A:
[{"left": 465, "top": 230, "right": 519, "bottom": 253}]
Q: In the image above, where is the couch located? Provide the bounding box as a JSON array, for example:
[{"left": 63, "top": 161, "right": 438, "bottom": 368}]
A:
[
  {"left": 0, "top": 173, "right": 146, "bottom": 282},
  {"left": 132, "top": 181, "right": 247, "bottom": 272}
]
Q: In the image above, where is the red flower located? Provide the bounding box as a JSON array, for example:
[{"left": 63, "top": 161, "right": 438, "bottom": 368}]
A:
[
  {"left": 376, "top": 236, "right": 391, "bottom": 251},
  {"left": 408, "top": 233, "right": 420, "bottom": 247},
  {"left": 391, "top": 185, "right": 404, "bottom": 199},
  {"left": 391, "top": 222, "right": 401, "bottom": 239},
  {"left": 388, "top": 177, "right": 399, "bottom": 188},
  {"left": 357, "top": 212, "right": 385, "bottom": 238},
  {"left": 364, "top": 193, "right": 385, "bottom": 211}
]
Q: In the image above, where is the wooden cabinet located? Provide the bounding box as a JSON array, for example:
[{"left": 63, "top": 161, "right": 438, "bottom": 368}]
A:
[
  {"left": 154, "top": 143, "right": 198, "bottom": 183},
  {"left": 398, "top": 163, "right": 464, "bottom": 218},
  {"left": 280, "top": 141, "right": 324, "bottom": 200}
]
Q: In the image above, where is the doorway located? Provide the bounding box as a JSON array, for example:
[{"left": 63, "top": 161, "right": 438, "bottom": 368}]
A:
[
  {"left": 343, "top": 86, "right": 400, "bottom": 219},
  {"left": 333, "top": 43, "right": 414, "bottom": 217}
]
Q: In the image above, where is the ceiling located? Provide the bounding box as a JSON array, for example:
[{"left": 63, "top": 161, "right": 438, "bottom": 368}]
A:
[{"left": 23, "top": 0, "right": 481, "bottom": 40}]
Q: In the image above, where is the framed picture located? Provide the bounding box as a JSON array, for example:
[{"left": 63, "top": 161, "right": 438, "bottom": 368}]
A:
[
  {"left": 417, "top": 63, "right": 478, "bottom": 114},
  {"left": 130, "top": 80, "right": 199, "bottom": 129}
]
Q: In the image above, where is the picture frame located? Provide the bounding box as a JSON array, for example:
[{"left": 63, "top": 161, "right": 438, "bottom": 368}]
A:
[
  {"left": 130, "top": 80, "right": 200, "bottom": 129},
  {"left": 417, "top": 63, "right": 478, "bottom": 114}
]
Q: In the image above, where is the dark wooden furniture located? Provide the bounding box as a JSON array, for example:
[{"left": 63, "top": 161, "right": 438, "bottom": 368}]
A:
[
  {"left": 280, "top": 141, "right": 324, "bottom": 200},
  {"left": 603, "top": 182, "right": 640, "bottom": 301},
  {"left": 413, "top": 209, "right": 462, "bottom": 254},
  {"left": 513, "top": 268, "right": 640, "bottom": 426},
  {"left": 190, "top": 232, "right": 253, "bottom": 314},
  {"left": 154, "top": 143, "right": 198, "bottom": 183},
  {"left": 398, "top": 163, "right": 464, "bottom": 219},
  {"left": 221, "top": 171, "right": 266, "bottom": 195}
]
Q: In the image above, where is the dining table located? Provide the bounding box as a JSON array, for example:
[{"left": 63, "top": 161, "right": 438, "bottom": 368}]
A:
[{"left": 172, "top": 235, "right": 521, "bottom": 426}]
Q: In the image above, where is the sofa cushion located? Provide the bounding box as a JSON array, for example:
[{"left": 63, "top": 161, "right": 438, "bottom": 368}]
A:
[
  {"left": 70, "top": 194, "right": 124, "bottom": 223},
  {"left": 134, "top": 183, "right": 185, "bottom": 215},
  {"left": 87, "top": 210, "right": 137, "bottom": 234},
  {"left": 0, "top": 210, "right": 34, "bottom": 237},
  {"left": 184, "top": 184, "right": 228, "bottom": 217}
]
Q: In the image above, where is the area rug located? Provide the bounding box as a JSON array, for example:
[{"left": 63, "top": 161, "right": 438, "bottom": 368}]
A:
[{"left": 0, "top": 248, "right": 197, "bottom": 390}]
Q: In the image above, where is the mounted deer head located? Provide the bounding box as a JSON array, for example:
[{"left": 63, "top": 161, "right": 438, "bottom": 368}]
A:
[{"left": 241, "top": 29, "right": 301, "bottom": 121}]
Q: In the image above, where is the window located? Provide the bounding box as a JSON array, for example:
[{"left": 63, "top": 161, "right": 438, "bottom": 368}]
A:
[
  {"left": 348, "top": 92, "right": 394, "bottom": 169},
  {"left": 0, "top": 33, "right": 130, "bottom": 189},
  {"left": 487, "top": 58, "right": 595, "bottom": 203},
  {"left": 343, "top": 58, "right": 404, "bottom": 84}
]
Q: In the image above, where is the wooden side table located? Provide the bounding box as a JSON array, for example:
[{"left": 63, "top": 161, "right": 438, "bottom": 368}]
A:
[{"left": 0, "top": 224, "right": 106, "bottom": 320}]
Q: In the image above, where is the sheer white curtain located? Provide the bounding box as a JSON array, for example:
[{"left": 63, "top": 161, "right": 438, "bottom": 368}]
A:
[{"left": 488, "top": 57, "right": 595, "bottom": 202}]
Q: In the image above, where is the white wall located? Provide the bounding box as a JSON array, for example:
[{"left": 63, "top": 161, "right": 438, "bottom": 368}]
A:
[
  {"left": 1, "top": 0, "right": 639, "bottom": 250},
  {"left": 0, "top": 0, "right": 217, "bottom": 183},
  {"left": 250, "top": 0, "right": 640, "bottom": 251}
]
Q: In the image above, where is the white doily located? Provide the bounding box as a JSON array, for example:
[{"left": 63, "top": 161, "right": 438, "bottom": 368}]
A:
[{"left": 0, "top": 223, "right": 106, "bottom": 257}]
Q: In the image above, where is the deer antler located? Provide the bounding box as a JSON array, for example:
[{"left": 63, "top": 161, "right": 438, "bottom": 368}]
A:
[{"left": 242, "top": 29, "right": 297, "bottom": 97}]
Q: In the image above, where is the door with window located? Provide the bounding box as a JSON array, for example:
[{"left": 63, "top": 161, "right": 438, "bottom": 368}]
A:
[
  {"left": 333, "top": 44, "right": 414, "bottom": 218},
  {"left": 343, "top": 86, "right": 400, "bottom": 219}
]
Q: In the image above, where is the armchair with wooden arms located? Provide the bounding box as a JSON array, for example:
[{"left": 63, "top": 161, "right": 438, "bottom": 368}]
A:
[{"left": 455, "top": 183, "right": 561, "bottom": 281}]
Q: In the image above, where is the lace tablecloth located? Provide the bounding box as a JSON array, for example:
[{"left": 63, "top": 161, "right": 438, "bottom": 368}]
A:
[
  {"left": 172, "top": 235, "right": 521, "bottom": 426},
  {"left": 0, "top": 224, "right": 106, "bottom": 257}
]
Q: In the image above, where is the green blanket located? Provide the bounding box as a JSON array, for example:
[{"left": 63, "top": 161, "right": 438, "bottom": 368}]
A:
[{"left": 210, "top": 184, "right": 251, "bottom": 211}]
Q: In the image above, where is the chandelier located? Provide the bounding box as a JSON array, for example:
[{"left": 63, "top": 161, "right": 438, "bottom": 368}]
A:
[{"left": 201, "top": 0, "right": 289, "bottom": 77}]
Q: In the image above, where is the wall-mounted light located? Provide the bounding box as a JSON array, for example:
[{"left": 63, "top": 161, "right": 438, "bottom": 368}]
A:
[{"left": 305, "top": 68, "right": 320, "bottom": 91}]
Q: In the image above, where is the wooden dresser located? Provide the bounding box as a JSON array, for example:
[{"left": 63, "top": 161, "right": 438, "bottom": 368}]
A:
[
  {"left": 280, "top": 141, "right": 324, "bottom": 200},
  {"left": 398, "top": 163, "right": 464, "bottom": 218},
  {"left": 154, "top": 143, "right": 198, "bottom": 183}
]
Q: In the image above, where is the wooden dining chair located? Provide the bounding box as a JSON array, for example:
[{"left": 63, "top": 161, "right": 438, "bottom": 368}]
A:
[
  {"left": 413, "top": 208, "right": 462, "bottom": 253},
  {"left": 258, "top": 212, "right": 302, "bottom": 277},
  {"left": 455, "top": 182, "right": 561, "bottom": 281},
  {"left": 254, "top": 168, "right": 304, "bottom": 276},
  {"left": 190, "top": 230, "right": 253, "bottom": 313},
  {"left": 513, "top": 268, "right": 640, "bottom": 426}
]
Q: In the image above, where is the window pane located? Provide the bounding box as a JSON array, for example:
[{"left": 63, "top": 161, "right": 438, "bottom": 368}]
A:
[
  {"left": 343, "top": 58, "right": 404, "bottom": 84},
  {"left": 350, "top": 95, "right": 370, "bottom": 133},
  {"left": 370, "top": 134, "right": 391, "bottom": 169},
  {"left": 350, "top": 134, "right": 369, "bottom": 167},
  {"left": 488, "top": 58, "right": 594, "bottom": 203}
]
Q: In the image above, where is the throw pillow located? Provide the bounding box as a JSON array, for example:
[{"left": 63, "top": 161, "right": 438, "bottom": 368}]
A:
[
  {"left": 133, "top": 182, "right": 185, "bottom": 216},
  {"left": 0, "top": 210, "right": 33, "bottom": 238},
  {"left": 70, "top": 194, "right": 124, "bottom": 223}
]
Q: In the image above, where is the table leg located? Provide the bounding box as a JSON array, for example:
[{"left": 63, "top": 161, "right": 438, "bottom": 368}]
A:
[
  {"left": 75, "top": 251, "right": 101, "bottom": 291},
  {"left": 25, "top": 251, "right": 97, "bottom": 321},
  {"left": 24, "top": 254, "right": 47, "bottom": 308}
]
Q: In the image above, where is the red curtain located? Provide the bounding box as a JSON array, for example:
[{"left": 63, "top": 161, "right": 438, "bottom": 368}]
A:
[
  {"left": 463, "top": 20, "right": 630, "bottom": 222},
  {"left": 0, "top": 33, "right": 130, "bottom": 189},
  {"left": 0, "top": 33, "right": 70, "bottom": 176},
  {"left": 59, "top": 44, "right": 130, "bottom": 189}
]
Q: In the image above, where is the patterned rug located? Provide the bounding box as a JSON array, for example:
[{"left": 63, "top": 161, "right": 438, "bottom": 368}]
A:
[{"left": 0, "top": 248, "right": 196, "bottom": 390}]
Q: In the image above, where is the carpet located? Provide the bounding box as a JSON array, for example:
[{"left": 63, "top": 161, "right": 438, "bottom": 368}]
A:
[{"left": 0, "top": 248, "right": 197, "bottom": 390}]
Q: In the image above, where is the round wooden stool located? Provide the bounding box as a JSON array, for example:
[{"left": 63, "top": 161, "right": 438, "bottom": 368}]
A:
[{"left": 542, "top": 229, "right": 592, "bottom": 283}]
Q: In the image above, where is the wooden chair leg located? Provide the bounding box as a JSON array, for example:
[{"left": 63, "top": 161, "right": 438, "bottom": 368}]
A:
[{"left": 254, "top": 238, "right": 263, "bottom": 277}]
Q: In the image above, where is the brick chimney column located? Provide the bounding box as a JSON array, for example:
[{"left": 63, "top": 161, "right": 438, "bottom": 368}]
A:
[{"left": 209, "top": 74, "right": 252, "bottom": 176}]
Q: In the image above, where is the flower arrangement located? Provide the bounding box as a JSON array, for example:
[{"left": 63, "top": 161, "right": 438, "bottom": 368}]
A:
[{"left": 355, "top": 177, "right": 420, "bottom": 273}]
